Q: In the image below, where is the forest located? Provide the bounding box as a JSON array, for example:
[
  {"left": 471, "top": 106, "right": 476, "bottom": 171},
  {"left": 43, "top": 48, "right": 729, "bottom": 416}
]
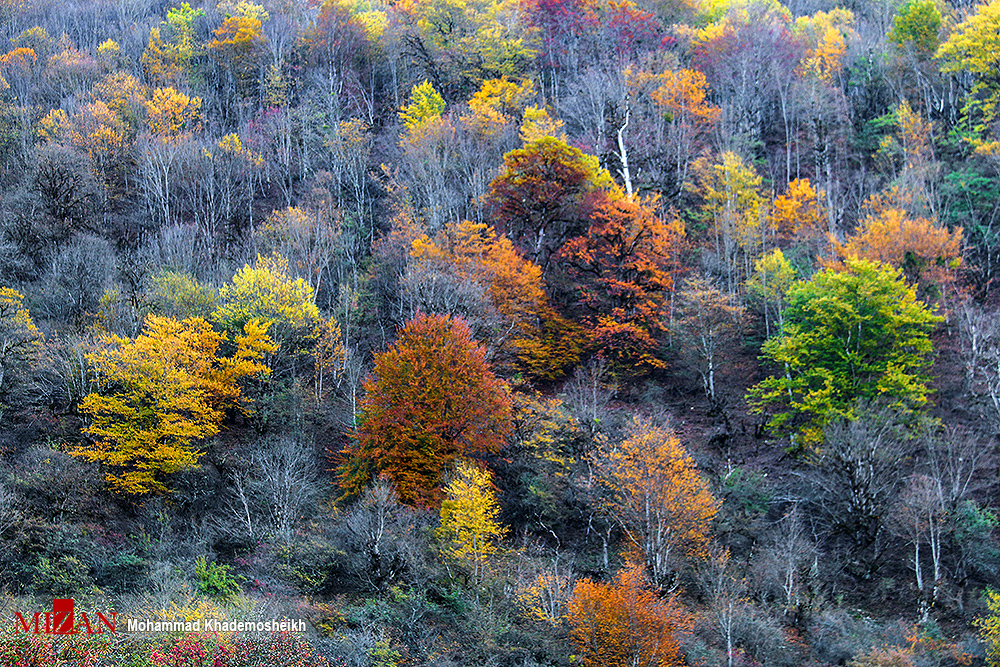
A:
[{"left": 0, "top": 0, "right": 999, "bottom": 663}]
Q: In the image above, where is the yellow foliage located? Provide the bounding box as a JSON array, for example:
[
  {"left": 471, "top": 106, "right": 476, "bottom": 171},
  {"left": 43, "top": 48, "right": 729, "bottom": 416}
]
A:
[
  {"left": 146, "top": 87, "right": 202, "bottom": 138},
  {"left": 437, "top": 461, "right": 507, "bottom": 583},
  {"left": 519, "top": 106, "right": 565, "bottom": 143},
  {"left": 976, "top": 588, "right": 1000, "bottom": 667},
  {"left": 794, "top": 9, "right": 855, "bottom": 82},
  {"left": 462, "top": 77, "right": 535, "bottom": 136},
  {"left": 73, "top": 315, "right": 274, "bottom": 494},
  {"left": 213, "top": 254, "right": 321, "bottom": 341}
]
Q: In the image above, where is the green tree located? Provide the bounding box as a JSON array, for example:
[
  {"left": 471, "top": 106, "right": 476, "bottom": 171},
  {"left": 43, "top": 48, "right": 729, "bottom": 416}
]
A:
[
  {"left": 889, "top": 0, "right": 941, "bottom": 54},
  {"left": 0, "top": 287, "right": 42, "bottom": 413},
  {"left": 399, "top": 80, "right": 446, "bottom": 131},
  {"left": 437, "top": 460, "right": 507, "bottom": 585},
  {"left": 749, "top": 258, "right": 941, "bottom": 448}
]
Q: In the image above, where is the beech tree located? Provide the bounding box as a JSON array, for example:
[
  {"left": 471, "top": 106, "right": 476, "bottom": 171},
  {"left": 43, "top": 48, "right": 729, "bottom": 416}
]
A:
[
  {"left": 74, "top": 314, "right": 275, "bottom": 494},
  {"left": 557, "top": 195, "right": 683, "bottom": 373},
  {"left": 567, "top": 561, "right": 688, "bottom": 667},
  {"left": 437, "top": 460, "right": 507, "bottom": 586},
  {"left": 341, "top": 313, "right": 513, "bottom": 505},
  {"left": 594, "top": 418, "right": 719, "bottom": 583},
  {"left": 486, "top": 136, "right": 620, "bottom": 273},
  {"left": 749, "top": 258, "right": 942, "bottom": 448}
]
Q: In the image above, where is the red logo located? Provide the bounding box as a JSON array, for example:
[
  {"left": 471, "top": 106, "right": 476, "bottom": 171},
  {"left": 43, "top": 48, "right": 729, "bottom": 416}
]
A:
[{"left": 14, "top": 599, "right": 117, "bottom": 635}]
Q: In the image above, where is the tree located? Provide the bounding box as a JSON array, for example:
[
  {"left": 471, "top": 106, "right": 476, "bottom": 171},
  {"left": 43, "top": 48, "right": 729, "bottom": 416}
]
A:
[
  {"left": 593, "top": 418, "right": 719, "bottom": 583},
  {"left": 749, "top": 258, "right": 942, "bottom": 448},
  {"left": 341, "top": 313, "right": 513, "bottom": 505},
  {"left": 824, "top": 207, "right": 963, "bottom": 297},
  {"left": 673, "top": 276, "right": 745, "bottom": 402},
  {"left": 745, "top": 248, "right": 796, "bottom": 338},
  {"left": 0, "top": 287, "right": 42, "bottom": 412},
  {"left": 557, "top": 195, "right": 683, "bottom": 373},
  {"left": 213, "top": 254, "right": 321, "bottom": 344},
  {"left": 567, "top": 561, "right": 688, "bottom": 667},
  {"left": 73, "top": 314, "right": 275, "bottom": 494},
  {"left": 407, "top": 219, "right": 550, "bottom": 362},
  {"left": 696, "top": 151, "right": 766, "bottom": 293},
  {"left": 975, "top": 587, "right": 1000, "bottom": 667},
  {"left": 486, "top": 136, "right": 621, "bottom": 273},
  {"left": 437, "top": 460, "right": 507, "bottom": 585},
  {"left": 936, "top": 0, "right": 1000, "bottom": 152}
]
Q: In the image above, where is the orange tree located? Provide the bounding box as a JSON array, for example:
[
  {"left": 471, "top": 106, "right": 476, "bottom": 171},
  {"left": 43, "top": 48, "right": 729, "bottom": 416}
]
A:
[
  {"left": 594, "top": 418, "right": 719, "bottom": 584},
  {"left": 556, "top": 195, "right": 683, "bottom": 373},
  {"left": 485, "top": 136, "right": 620, "bottom": 274},
  {"left": 567, "top": 561, "right": 688, "bottom": 667},
  {"left": 74, "top": 314, "right": 275, "bottom": 494},
  {"left": 340, "top": 313, "right": 513, "bottom": 505}
]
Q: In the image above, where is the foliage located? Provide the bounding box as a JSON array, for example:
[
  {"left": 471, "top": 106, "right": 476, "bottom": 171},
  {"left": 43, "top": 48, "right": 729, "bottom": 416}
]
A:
[
  {"left": 399, "top": 80, "right": 446, "bottom": 131},
  {"left": 567, "top": 561, "right": 688, "bottom": 667},
  {"left": 594, "top": 418, "right": 719, "bottom": 583},
  {"left": 341, "top": 313, "right": 513, "bottom": 505},
  {"left": 437, "top": 460, "right": 507, "bottom": 584},
  {"left": 749, "top": 258, "right": 942, "bottom": 447},
  {"left": 976, "top": 587, "right": 1000, "bottom": 667},
  {"left": 148, "top": 270, "right": 218, "bottom": 320},
  {"left": 888, "top": 0, "right": 941, "bottom": 54},
  {"left": 486, "top": 136, "right": 620, "bottom": 272},
  {"left": 194, "top": 556, "right": 242, "bottom": 600},
  {"left": 936, "top": 0, "right": 1000, "bottom": 150},
  {"left": 73, "top": 314, "right": 274, "bottom": 494},
  {"left": 213, "top": 254, "right": 321, "bottom": 343},
  {"left": 825, "top": 207, "right": 963, "bottom": 294},
  {"left": 557, "top": 195, "right": 682, "bottom": 373},
  {"left": 0, "top": 287, "right": 42, "bottom": 409}
]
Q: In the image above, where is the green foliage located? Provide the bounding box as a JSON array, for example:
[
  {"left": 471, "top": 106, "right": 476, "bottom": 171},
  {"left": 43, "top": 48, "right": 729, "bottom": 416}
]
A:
[
  {"left": 31, "top": 555, "right": 94, "bottom": 597},
  {"left": 148, "top": 270, "right": 218, "bottom": 320},
  {"left": 888, "top": 0, "right": 941, "bottom": 54},
  {"left": 194, "top": 556, "right": 242, "bottom": 600},
  {"left": 213, "top": 254, "right": 320, "bottom": 341},
  {"left": 749, "top": 258, "right": 941, "bottom": 448}
]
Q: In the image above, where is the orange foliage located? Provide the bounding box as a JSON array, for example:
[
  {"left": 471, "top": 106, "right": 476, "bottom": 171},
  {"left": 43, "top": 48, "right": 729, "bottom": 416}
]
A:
[
  {"left": 594, "top": 418, "right": 719, "bottom": 582},
  {"left": 567, "top": 562, "right": 688, "bottom": 667},
  {"left": 770, "top": 177, "right": 827, "bottom": 241},
  {"left": 341, "top": 313, "right": 513, "bottom": 506},
  {"left": 557, "top": 195, "right": 683, "bottom": 373},
  {"left": 825, "top": 206, "right": 963, "bottom": 289}
]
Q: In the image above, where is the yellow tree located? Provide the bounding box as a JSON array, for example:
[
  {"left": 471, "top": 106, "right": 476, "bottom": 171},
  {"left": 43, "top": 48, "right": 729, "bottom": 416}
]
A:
[
  {"left": 936, "top": 0, "right": 1000, "bottom": 153},
  {"left": 74, "top": 314, "right": 275, "bottom": 494},
  {"left": 769, "top": 177, "right": 826, "bottom": 244},
  {"left": 437, "top": 460, "right": 507, "bottom": 585},
  {"left": 594, "top": 418, "right": 719, "bottom": 584},
  {"left": 976, "top": 588, "right": 1000, "bottom": 667},
  {"left": 697, "top": 151, "right": 766, "bottom": 293},
  {"left": 647, "top": 67, "right": 721, "bottom": 191},
  {"left": 0, "top": 287, "right": 43, "bottom": 411},
  {"left": 213, "top": 254, "right": 321, "bottom": 345}
]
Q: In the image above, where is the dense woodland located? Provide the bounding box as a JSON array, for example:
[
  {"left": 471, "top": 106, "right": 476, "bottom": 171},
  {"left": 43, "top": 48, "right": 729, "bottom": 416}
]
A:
[{"left": 1, "top": 0, "right": 1000, "bottom": 664}]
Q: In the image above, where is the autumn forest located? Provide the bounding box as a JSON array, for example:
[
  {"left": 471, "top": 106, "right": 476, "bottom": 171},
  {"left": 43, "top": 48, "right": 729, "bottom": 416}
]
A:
[{"left": 0, "top": 0, "right": 999, "bottom": 663}]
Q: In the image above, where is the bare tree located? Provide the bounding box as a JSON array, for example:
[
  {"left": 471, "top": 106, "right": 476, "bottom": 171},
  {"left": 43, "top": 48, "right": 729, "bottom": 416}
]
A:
[
  {"left": 673, "top": 276, "right": 745, "bottom": 402},
  {"left": 561, "top": 356, "right": 617, "bottom": 436}
]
